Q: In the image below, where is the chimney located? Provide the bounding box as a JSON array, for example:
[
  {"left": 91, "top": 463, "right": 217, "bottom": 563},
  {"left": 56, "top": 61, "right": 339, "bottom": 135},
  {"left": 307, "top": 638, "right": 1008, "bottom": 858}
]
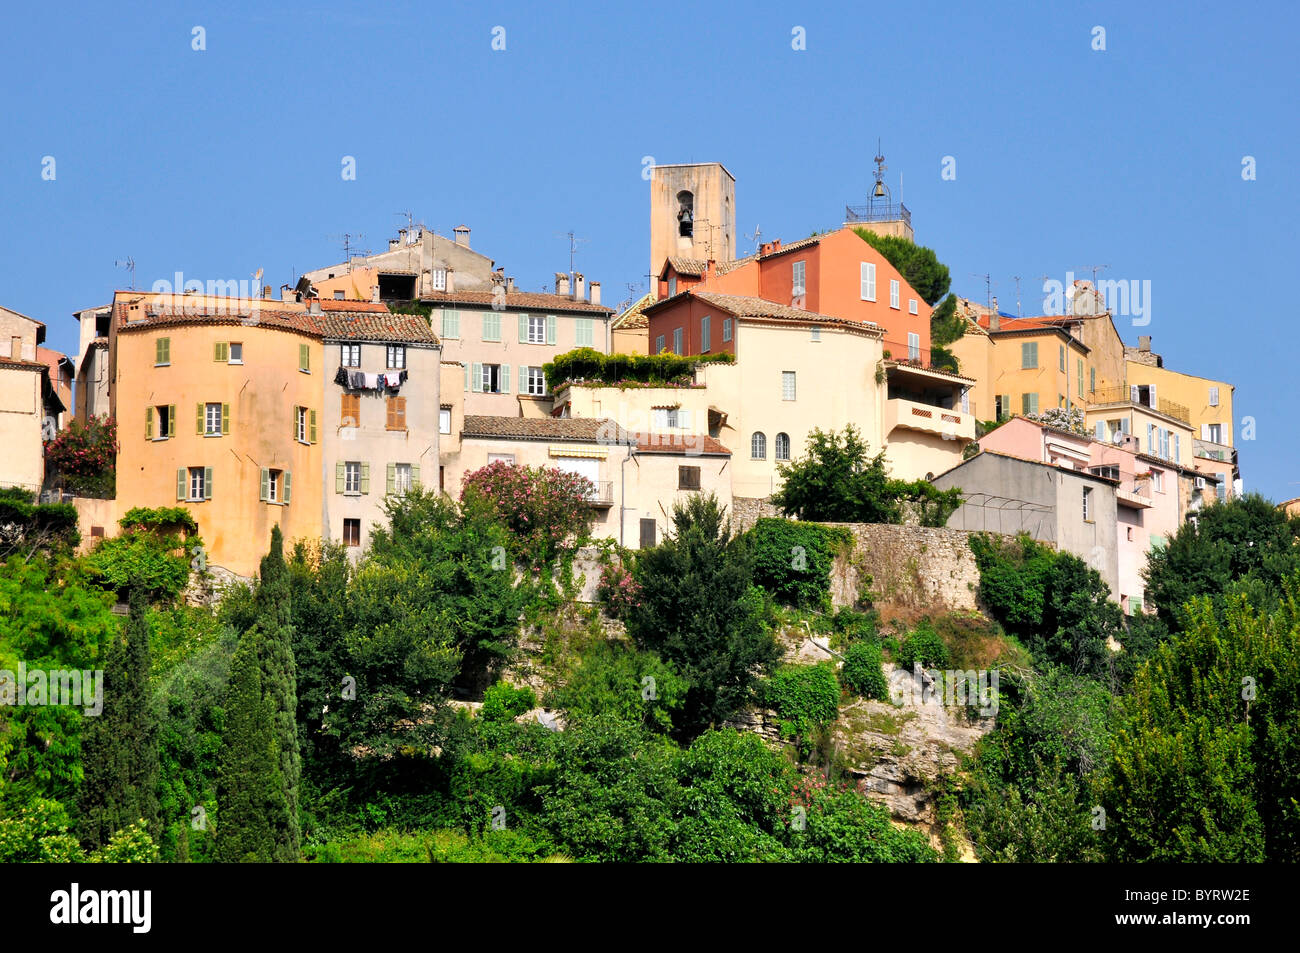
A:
[
  {"left": 705, "top": 259, "right": 716, "bottom": 279},
  {"left": 555, "top": 272, "right": 570, "bottom": 296},
  {"left": 1138, "top": 335, "right": 1151, "bottom": 352},
  {"left": 989, "top": 309, "right": 1000, "bottom": 332},
  {"left": 389, "top": 238, "right": 400, "bottom": 251},
  {"left": 262, "top": 285, "right": 272, "bottom": 299},
  {"left": 398, "top": 228, "right": 407, "bottom": 246},
  {"left": 573, "top": 272, "right": 585, "bottom": 301},
  {"left": 371, "top": 284, "right": 380, "bottom": 303},
  {"left": 309, "top": 299, "right": 321, "bottom": 315},
  {"left": 454, "top": 225, "right": 471, "bottom": 248},
  {"left": 506, "top": 276, "right": 515, "bottom": 294},
  {"left": 445, "top": 269, "right": 455, "bottom": 293},
  {"left": 590, "top": 281, "right": 601, "bottom": 306}
]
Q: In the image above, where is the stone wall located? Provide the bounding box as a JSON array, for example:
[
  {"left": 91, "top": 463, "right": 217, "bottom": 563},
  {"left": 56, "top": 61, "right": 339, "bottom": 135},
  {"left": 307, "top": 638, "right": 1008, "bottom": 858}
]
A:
[
  {"left": 730, "top": 496, "right": 781, "bottom": 535},
  {"left": 822, "top": 522, "right": 985, "bottom": 612}
]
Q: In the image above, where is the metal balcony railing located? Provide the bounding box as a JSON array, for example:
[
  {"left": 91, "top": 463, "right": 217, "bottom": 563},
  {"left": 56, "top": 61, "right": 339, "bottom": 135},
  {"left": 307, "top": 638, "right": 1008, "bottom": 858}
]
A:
[
  {"left": 845, "top": 202, "right": 911, "bottom": 225},
  {"left": 584, "top": 481, "right": 614, "bottom": 504},
  {"left": 1087, "top": 386, "right": 1190, "bottom": 424}
]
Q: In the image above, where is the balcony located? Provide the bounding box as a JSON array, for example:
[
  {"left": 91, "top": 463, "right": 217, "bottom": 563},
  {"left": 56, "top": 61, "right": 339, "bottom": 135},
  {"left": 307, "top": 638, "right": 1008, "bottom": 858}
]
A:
[
  {"left": 1089, "top": 386, "right": 1190, "bottom": 425},
  {"left": 884, "top": 397, "right": 975, "bottom": 442},
  {"left": 845, "top": 202, "right": 911, "bottom": 226},
  {"left": 1194, "top": 438, "right": 1237, "bottom": 464},
  {"left": 583, "top": 481, "right": 615, "bottom": 507}
]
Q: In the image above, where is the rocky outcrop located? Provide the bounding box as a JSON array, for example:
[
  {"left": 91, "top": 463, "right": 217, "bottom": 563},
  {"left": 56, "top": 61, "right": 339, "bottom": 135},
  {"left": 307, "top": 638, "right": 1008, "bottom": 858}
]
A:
[{"left": 182, "top": 564, "right": 252, "bottom": 608}]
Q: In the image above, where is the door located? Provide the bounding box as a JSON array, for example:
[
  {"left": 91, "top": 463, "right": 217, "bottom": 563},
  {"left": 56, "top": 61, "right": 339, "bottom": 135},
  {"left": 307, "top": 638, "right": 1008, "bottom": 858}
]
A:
[{"left": 639, "top": 518, "right": 657, "bottom": 549}]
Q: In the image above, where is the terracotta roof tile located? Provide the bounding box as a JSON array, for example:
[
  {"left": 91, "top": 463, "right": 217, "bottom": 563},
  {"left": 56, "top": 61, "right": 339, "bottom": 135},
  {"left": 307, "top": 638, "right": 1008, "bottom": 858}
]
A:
[
  {"left": 681, "top": 292, "right": 882, "bottom": 335},
  {"left": 420, "top": 290, "right": 613, "bottom": 314},
  {"left": 629, "top": 432, "right": 730, "bottom": 456},
  {"left": 462, "top": 415, "right": 631, "bottom": 442},
  {"left": 318, "top": 311, "right": 438, "bottom": 344},
  {"left": 612, "top": 292, "right": 655, "bottom": 330}
]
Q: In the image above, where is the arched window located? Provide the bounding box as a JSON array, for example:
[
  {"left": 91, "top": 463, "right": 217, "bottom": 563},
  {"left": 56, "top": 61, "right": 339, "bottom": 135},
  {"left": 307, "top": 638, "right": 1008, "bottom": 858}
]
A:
[
  {"left": 775, "top": 432, "right": 791, "bottom": 461},
  {"left": 677, "top": 190, "right": 694, "bottom": 238},
  {"left": 751, "top": 432, "right": 766, "bottom": 460}
]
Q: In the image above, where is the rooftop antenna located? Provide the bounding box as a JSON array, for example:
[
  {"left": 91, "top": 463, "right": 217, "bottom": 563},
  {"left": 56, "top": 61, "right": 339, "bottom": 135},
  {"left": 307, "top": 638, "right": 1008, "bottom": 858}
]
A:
[
  {"left": 327, "top": 233, "right": 367, "bottom": 271},
  {"left": 114, "top": 256, "right": 136, "bottom": 290},
  {"left": 746, "top": 224, "right": 762, "bottom": 253},
  {"left": 970, "top": 272, "right": 993, "bottom": 312},
  {"left": 1012, "top": 276, "right": 1022, "bottom": 316},
  {"left": 556, "top": 230, "right": 589, "bottom": 276}
]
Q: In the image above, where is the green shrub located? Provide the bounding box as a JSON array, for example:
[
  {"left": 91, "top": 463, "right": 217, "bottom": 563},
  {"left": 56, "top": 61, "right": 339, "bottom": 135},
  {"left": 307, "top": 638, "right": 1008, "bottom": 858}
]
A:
[
  {"left": 85, "top": 530, "right": 195, "bottom": 601},
  {"left": 547, "top": 640, "right": 686, "bottom": 733},
  {"left": 480, "top": 682, "right": 537, "bottom": 722},
  {"left": 840, "top": 641, "right": 888, "bottom": 699},
  {"left": 766, "top": 663, "right": 841, "bottom": 743},
  {"left": 745, "top": 518, "right": 847, "bottom": 609},
  {"left": 543, "top": 348, "right": 733, "bottom": 390},
  {"left": 897, "top": 620, "right": 950, "bottom": 669}
]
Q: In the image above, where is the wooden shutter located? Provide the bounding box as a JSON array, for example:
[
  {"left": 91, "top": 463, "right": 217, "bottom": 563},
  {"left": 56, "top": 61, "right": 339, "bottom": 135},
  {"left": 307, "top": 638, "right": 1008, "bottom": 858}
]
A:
[
  {"left": 146, "top": 406, "right": 154, "bottom": 440},
  {"left": 545, "top": 315, "right": 556, "bottom": 345},
  {"left": 156, "top": 337, "right": 169, "bottom": 364},
  {"left": 411, "top": 465, "right": 421, "bottom": 487},
  {"left": 519, "top": 365, "right": 528, "bottom": 395},
  {"left": 471, "top": 363, "right": 483, "bottom": 392},
  {"left": 360, "top": 462, "right": 370, "bottom": 494},
  {"left": 176, "top": 468, "right": 186, "bottom": 500},
  {"left": 260, "top": 468, "right": 270, "bottom": 501},
  {"left": 518, "top": 313, "right": 528, "bottom": 343},
  {"left": 293, "top": 407, "right": 299, "bottom": 441},
  {"left": 203, "top": 467, "right": 213, "bottom": 500},
  {"left": 396, "top": 397, "right": 405, "bottom": 428},
  {"left": 299, "top": 343, "right": 309, "bottom": 371},
  {"left": 221, "top": 403, "right": 230, "bottom": 435},
  {"left": 499, "top": 364, "right": 510, "bottom": 393},
  {"left": 214, "top": 342, "right": 228, "bottom": 362},
  {"left": 283, "top": 471, "right": 292, "bottom": 503},
  {"left": 167, "top": 405, "right": 176, "bottom": 436},
  {"left": 309, "top": 409, "right": 317, "bottom": 443},
  {"left": 335, "top": 462, "right": 345, "bottom": 493},
  {"left": 386, "top": 462, "right": 396, "bottom": 494},
  {"left": 196, "top": 403, "right": 204, "bottom": 435}
]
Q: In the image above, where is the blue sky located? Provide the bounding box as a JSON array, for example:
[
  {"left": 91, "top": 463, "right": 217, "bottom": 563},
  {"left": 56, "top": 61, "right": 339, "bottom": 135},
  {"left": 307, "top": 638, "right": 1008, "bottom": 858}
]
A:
[{"left": 2, "top": 0, "right": 1296, "bottom": 499}]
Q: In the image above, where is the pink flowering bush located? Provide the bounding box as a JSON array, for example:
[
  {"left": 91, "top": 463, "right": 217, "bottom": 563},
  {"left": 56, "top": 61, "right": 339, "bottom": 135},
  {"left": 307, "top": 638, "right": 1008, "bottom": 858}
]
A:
[
  {"left": 460, "top": 461, "right": 597, "bottom": 569},
  {"left": 44, "top": 415, "right": 117, "bottom": 496},
  {"left": 596, "top": 560, "right": 643, "bottom": 618}
]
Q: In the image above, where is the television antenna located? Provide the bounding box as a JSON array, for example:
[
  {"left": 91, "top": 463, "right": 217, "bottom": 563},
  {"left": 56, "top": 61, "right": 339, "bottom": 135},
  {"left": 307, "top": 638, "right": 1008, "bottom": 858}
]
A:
[
  {"left": 556, "top": 231, "right": 589, "bottom": 275},
  {"left": 1011, "top": 276, "right": 1022, "bottom": 316},
  {"left": 114, "top": 256, "right": 136, "bottom": 290},
  {"left": 328, "top": 233, "right": 369, "bottom": 270},
  {"left": 970, "top": 272, "right": 994, "bottom": 312},
  {"left": 747, "top": 224, "right": 762, "bottom": 252}
]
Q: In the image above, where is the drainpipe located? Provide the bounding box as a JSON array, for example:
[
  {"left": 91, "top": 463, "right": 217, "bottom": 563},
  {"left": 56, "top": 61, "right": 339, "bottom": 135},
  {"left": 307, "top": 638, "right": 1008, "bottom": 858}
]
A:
[{"left": 620, "top": 443, "right": 635, "bottom": 546}]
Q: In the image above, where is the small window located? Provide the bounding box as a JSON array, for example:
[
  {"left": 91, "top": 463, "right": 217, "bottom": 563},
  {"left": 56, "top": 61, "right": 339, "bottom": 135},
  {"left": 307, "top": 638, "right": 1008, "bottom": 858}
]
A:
[
  {"left": 482, "top": 312, "right": 502, "bottom": 342},
  {"left": 1022, "top": 392, "right": 1039, "bottom": 415},
  {"left": 1090, "top": 367, "right": 1096, "bottom": 393},
  {"left": 668, "top": 277, "right": 677, "bottom": 297},
  {"left": 343, "top": 518, "right": 361, "bottom": 547},
  {"left": 909, "top": 299, "right": 918, "bottom": 315},
  {"left": 678, "top": 466, "right": 701, "bottom": 490},
  {"left": 525, "top": 366, "right": 546, "bottom": 396},
  {"left": 860, "top": 262, "right": 876, "bottom": 301},
  {"left": 155, "top": 337, "right": 171, "bottom": 366},
  {"left": 1209, "top": 386, "right": 1220, "bottom": 407},
  {"left": 341, "top": 344, "right": 361, "bottom": 367},
  {"left": 344, "top": 461, "right": 362, "bottom": 494},
  {"left": 1082, "top": 487, "right": 1092, "bottom": 522},
  {"left": 527, "top": 314, "right": 546, "bottom": 344},
  {"left": 673, "top": 328, "right": 684, "bottom": 355},
  {"left": 299, "top": 343, "right": 310, "bottom": 373},
  {"left": 1021, "top": 342, "right": 1038, "bottom": 369},
  {"left": 701, "top": 314, "right": 711, "bottom": 352},
  {"left": 751, "top": 432, "right": 767, "bottom": 460},
  {"left": 204, "top": 402, "right": 223, "bottom": 436},
  {"left": 1151, "top": 470, "right": 1164, "bottom": 493},
  {"left": 386, "top": 396, "right": 407, "bottom": 431},
  {"left": 654, "top": 334, "right": 666, "bottom": 354},
  {"left": 341, "top": 393, "right": 360, "bottom": 428},
  {"left": 154, "top": 404, "right": 174, "bottom": 440},
  {"left": 1059, "top": 345, "right": 1066, "bottom": 372},
  {"left": 1127, "top": 526, "right": 1134, "bottom": 541},
  {"left": 487, "top": 453, "right": 515, "bottom": 465},
  {"left": 890, "top": 279, "right": 900, "bottom": 309},
  {"left": 722, "top": 318, "right": 732, "bottom": 342},
  {"left": 441, "top": 309, "right": 460, "bottom": 339},
  {"left": 1077, "top": 359, "right": 1084, "bottom": 397},
  {"left": 775, "top": 432, "right": 791, "bottom": 461},
  {"left": 439, "top": 408, "right": 452, "bottom": 434},
  {"left": 393, "top": 463, "right": 413, "bottom": 494},
  {"left": 433, "top": 269, "right": 447, "bottom": 292},
  {"left": 229, "top": 342, "right": 243, "bottom": 364},
  {"left": 481, "top": 363, "right": 502, "bottom": 393},
  {"left": 333, "top": 290, "right": 345, "bottom": 300},
  {"left": 575, "top": 318, "right": 594, "bottom": 348},
  {"left": 782, "top": 371, "right": 796, "bottom": 401},
  {"left": 386, "top": 345, "right": 406, "bottom": 369},
  {"left": 908, "top": 332, "right": 920, "bottom": 361},
  {"left": 295, "top": 406, "right": 315, "bottom": 444},
  {"left": 811, "top": 328, "right": 820, "bottom": 342},
  {"left": 188, "top": 466, "right": 208, "bottom": 501},
  {"left": 792, "top": 261, "right": 806, "bottom": 297}
]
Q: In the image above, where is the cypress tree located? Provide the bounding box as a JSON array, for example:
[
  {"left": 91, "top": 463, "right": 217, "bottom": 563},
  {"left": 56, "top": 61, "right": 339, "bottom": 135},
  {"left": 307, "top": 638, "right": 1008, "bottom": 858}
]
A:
[
  {"left": 254, "top": 525, "right": 301, "bottom": 861},
  {"left": 78, "top": 585, "right": 159, "bottom": 848},
  {"left": 215, "top": 628, "right": 283, "bottom": 863}
]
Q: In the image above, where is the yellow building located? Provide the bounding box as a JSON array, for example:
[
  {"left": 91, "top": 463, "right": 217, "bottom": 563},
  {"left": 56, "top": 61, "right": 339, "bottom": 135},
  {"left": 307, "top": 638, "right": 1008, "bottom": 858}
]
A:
[
  {"left": 109, "top": 291, "right": 325, "bottom": 577},
  {"left": 610, "top": 292, "right": 653, "bottom": 355}
]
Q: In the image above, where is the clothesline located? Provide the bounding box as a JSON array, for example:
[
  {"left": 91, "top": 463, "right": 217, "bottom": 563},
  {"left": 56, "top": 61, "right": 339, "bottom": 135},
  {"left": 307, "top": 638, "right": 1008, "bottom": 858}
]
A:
[{"left": 333, "top": 367, "right": 409, "bottom": 392}]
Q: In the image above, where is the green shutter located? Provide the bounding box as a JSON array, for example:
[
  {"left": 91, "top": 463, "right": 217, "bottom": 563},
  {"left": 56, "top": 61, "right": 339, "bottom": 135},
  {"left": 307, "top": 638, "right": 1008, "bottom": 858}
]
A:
[
  {"left": 518, "top": 313, "right": 528, "bottom": 343},
  {"left": 309, "top": 409, "right": 317, "bottom": 443},
  {"left": 293, "top": 407, "right": 299, "bottom": 441},
  {"left": 386, "top": 462, "right": 396, "bottom": 494},
  {"left": 214, "top": 342, "right": 228, "bottom": 362},
  {"left": 471, "top": 363, "right": 483, "bottom": 392},
  {"left": 299, "top": 343, "right": 309, "bottom": 371},
  {"left": 260, "top": 468, "right": 270, "bottom": 502},
  {"left": 463, "top": 363, "right": 469, "bottom": 393},
  {"left": 167, "top": 405, "right": 175, "bottom": 436},
  {"left": 196, "top": 403, "right": 204, "bottom": 435},
  {"left": 500, "top": 364, "right": 510, "bottom": 393},
  {"left": 545, "top": 315, "right": 557, "bottom": 345},
  {"left": 411, "top": 465, "right": 421, "bottom": 487},
  {"left": 156, "top": 337, "right": 170, "bottom": 364},
  {"left": 519, "top": 365, "right": 528, "bottom": 395},
  {"left": 283, "top": 471, "right": 291, "bottom": 504},
  {"left": 221, "top": 403, "right": 230, "bottom": 435},
  {"left": 335, "top": 462, "right": 345, "bottom": 494},
  {"left": 176, "top": 468, "right": 186, "bottom": 500},
  {"left": 203, "top": 467, "right": 213, "bottom": 500},
  {"left": 146, "top": 406, "right": 154, "bottom": 440},
  {"left": 360, "top": 462, "right": 370, "bottom": 494}
]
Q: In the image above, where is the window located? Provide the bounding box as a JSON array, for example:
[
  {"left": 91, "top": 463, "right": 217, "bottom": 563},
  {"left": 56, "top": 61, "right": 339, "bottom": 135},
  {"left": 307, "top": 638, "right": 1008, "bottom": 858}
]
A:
[
  {"left": 389, "top": 462, "right": 414, "bottom": 494},
  {"left": 524, "top": 366, "right": 546, "bottom": 396},
  {"left": 701, "top": 314, "right": 711, "bottom": 352},
  {"left": 487, "top": 453, "right": 515, "bottom": 465},
  {"left": 908, "top": 333, "right": 921, "bottom": 361},
  {"left": 299, "top": 343, "right": 310, "bottom": 373},
  {"left": 341, "top": 344, "right": 361, "bottom": 367},
  {"left": 653, "top": 408, "right": 681, "bottom": 429},
  {"left": 213, "top": 342, "right": 229, "bottom": 363},
  {"left": 386, "top": 396, "right": 406, "bottom": 431},
  {"left": 386, "top": 345, "right": 406, "bottom": 369},
  {"left": 1077, "top": 359, "right": 1084, "bottom": 397},
  {"left": 1022, "top": 392, "right": 1039, "bottom": 415},
  {"left": 654, "top": 334, "right": 666, "bottom": 354},
  {"left": 1059, "top": 345, "right": 1066, "bottom": 371},
  {"left": 433, "top": 269, "right": 447, "bottom": 291},
  {"left": 1090, "top": 367, "right": 1096, "bottom": 393},
  {"left": 150, "top": 405, "right": 175, "bottom": 440},
  {"left": 1082, "top": 487, "right": 1092, "bottom": 522},
  {"left": 811, "top": 328, "right": 820, "bottom": 342},
  {"left": 229, "top": 342, "right": 243, "bottom": 364},
  {"left": 1209, "top": 386, "right": 1219, "bottom": 407},
  {"left": 333, "top": 290, "right": 345, "bottom": 300},
  {"left": 441, "top": 309, "right": 460, "bottom": 339},
  {"left": 203, "top": 402, "right": 226, "bottom": 437},
  {"left": 722, "top": 318, "right": 732, "bottom": 342},
  {"left": 1095, "top": 420, "right": 1106, "bottom": 441},
  {"left": 782, "top": 371, "right": 796, "bottom": 401},
  {"left": 678, "top": 466, "right": 701, "bottom": 490},
  {"left": 792, "top": 261, "right": 806, "bottom": 296},
  {"left": 478, "top": 363, "right": 504, "bottom": 393},
  {"left": 1127, "top": 526, "right": 1134, "bottom": 541},
  {"left": 575, "top": 318, "right": 594, "bottom": 347},
  {"left": 341, "top": 393, "right": 360, "bottom": 428},
  {"left": 995, "top": 395, "right": 1009, "bottom": 419},
  {"left": 751, "top": 432, "right": 767, "bottom": 459},
  {"left": 673, "top": 328, "right": 683, "bottom": 355},
  {"left": 677, "top": 190, "right": 694, "bottom": 237},
  {"left": 1130, "top": 595, "right": 1143, "bottom": 615},
  {"left": 909, "top": 299, "right": 918, "bottom": 315},
  {"left": 961, "top": 388, "right": 970, "bottom": 414},
  {"left": 860, "top": 262, "right": 876, "bottom": 301},
  {"left": 343, "top": 518, "right": 361, "bottom": 547},
  {"left": 1207, "top": 422, "right": 1223, "bottom": 443},
  {"left": 668, "top": 277, "right": 677, "bottom": 297},
  {"left": 524, "top": 314, "right": 545, "bottom": 344},
  {"left": 482, "top": 312, "right": 501, "bottom": 342},
  {"left": 890, "top": 279, "right": 900, "bottom": 309},
  {"left": 183, "top": 466, "right": 210, "bottom": 502},
  {"left": 295, "top": 406, "right": 317, "bottom": 444},
  {"left": 342, "top": 461, "right": 365, "bottom": 495},
  {"left": 155, "top": 337, "right": 171, "bottom": 366},
  {"left": 775, "top": 432, "right": 791, "bottom": 461},
  {"left": 1174, "top": 433, "right": 1180, "bottom": 461},
  {"left": 1151, "top": 470, "right": 1164, "bottom": 493},
  {"left": 439, "top": 408, "right": 451, "bottom": 434},
  {"left": 261, "top": 468, "right": 290, "bottom": 504},
  {"left": 1021, "top": 342, "right": 1038, "bottom": 369},
  {"left": 1216, "top": 482, "right": 1227, "bottom": 500}
]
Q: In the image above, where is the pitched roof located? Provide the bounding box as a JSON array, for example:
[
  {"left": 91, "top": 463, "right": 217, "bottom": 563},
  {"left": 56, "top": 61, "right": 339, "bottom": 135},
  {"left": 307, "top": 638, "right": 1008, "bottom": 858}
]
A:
[
  {"left": 630, "top": 432, "right": 730, "bottom": 456},
  {"left": 0, "top": 356, "right": 46, "bottom": 372},
  {"left": 667, "top": 257, "right": 708, "bottom": 276},
  {"left": 754, "top": 234, "right": 824, "bottom": 260},
  {"left": 612, "top": 291, "right": 656, "bottom": 330},
  {"left": 112, "top": 295, "right": 433, "bottom": 342},
  {"left": 684, "top": 292, "right": 883, "bottom": 335},
  {"left": 318, "top": 310, "right": 438, "bottom": 344},
  {"left": 419, "top": 290, "right": 612, "bottom": 314},
  {"left": 462, "top": 415, "right": 631, "bottom": 442}
]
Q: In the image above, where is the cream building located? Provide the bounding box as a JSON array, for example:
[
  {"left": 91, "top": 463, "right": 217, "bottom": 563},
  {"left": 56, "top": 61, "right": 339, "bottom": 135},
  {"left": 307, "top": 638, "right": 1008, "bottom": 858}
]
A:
[{"left": 0, "top": 305, "right": 55, "bottom": 493}]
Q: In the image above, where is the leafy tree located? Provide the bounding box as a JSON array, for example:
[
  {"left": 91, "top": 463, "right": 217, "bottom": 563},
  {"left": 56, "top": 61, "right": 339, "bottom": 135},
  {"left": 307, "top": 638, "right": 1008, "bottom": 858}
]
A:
[
  {"left": 0, "top": 488, "right": 79, "bottom": 559},
  {"left": 460, "top": 462, "right": 597, "bottom": 570},
  {"left": 853, "top": 229, "right": 950, "bottom": 305},
  {"left": 744, "top": 518, "right": 846, "bottom": 609},
  {"left": 77, "top": 586, "right": 159, "bottom": 849},
  {"left": 215, "top": 627, "right": 285, "bottom": 863},
  {"left": 896, "top": 619, "right": 951, "bottom": 669},
  {"left": 479, "top": 682, "right": 536, "bottom": 722},
  {"left": 547, "top": 640, "right": 686, "bottom": 733},
  {"left": 788, "top": 781, "right": 937, "bottom": 862},
  {"left": 963, "top": 755, "right": 1106, "bottom": 863},
  {"left": 840, "top": 641, "right": 888, "bottom": 700},
  {"left": 1144, "top": 493, "right": 1300, "bottom": 629},
  {"left": 625, "top": 494, "right": 779, "bottom": 738},
  {"left": 764, "top": 663, "right": 841, "bottom": 750}
]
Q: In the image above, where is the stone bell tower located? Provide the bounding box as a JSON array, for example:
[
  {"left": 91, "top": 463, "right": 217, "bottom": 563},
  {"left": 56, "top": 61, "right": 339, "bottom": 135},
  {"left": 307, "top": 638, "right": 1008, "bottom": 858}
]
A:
[{"left": 649, "top": 162, "right": 736, "bottom": 281}]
